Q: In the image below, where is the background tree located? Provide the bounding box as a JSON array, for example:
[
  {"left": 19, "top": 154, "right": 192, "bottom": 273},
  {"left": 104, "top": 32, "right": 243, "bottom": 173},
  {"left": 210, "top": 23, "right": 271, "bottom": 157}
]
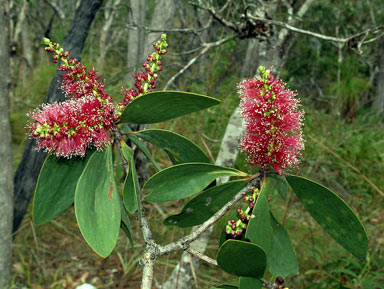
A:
[{"left": 0, "top": 0, "right": 14, "bottom": 287}]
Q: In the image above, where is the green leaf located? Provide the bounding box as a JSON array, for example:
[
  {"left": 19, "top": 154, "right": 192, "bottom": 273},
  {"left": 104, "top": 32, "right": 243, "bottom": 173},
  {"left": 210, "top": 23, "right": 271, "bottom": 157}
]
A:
[
  {"left": 135, "top": 129, "right": 210, "bottom": 164},
  {"left": 144, "top": 163, "right": 247, "bottom": 202},
  {"left": 269, "top": 174, "right": 289, "bottom": 200},
  {"left": 120, "top": 91, "right": 221, "bottom": 124},
  {"left": 238, "top": 277, "right": 262, "bottom": 289},
  {"left": 217, "top": 239, "right": 267, "bottom": 278},
  {"left": 164, "top": 180, "right": 248, "bottom": 227},
  {"left": 211, "top": 279, "right": 239, "bottom": 289},
  {"left": 121, "top": 142, "right": 141, "bottom": 216},
  {"left": 33, "top": 150, "right": 94, "bottom": 225},
  {"left": 269, "top": 214, "right": 299, "bottom": 277},
  {"left": 245, "top": 179, "right": 272, "bottom": 259},
  {"left": 286, "top": 175, "right": 368, "bottom": 260},
  {"left": 119, "top": 193, "right": 133, "bottom": 247},
  {"left": 127, "top": 133, "right": 162, "bottom": 171},
  {"left": 75, "top": 146, "right": 121, "bottom": 258}
]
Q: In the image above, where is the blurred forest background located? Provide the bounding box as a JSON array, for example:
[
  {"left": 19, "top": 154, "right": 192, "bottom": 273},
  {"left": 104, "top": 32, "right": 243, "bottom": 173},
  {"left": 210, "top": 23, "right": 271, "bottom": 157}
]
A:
[{"left": 5, "top": 0, "right": 384, "bottom": 288}]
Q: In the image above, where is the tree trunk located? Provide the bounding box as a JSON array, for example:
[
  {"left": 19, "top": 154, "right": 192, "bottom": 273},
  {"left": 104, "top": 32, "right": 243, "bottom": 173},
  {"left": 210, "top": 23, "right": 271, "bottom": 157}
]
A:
[
  {"left": 0, "top": 0, "right": 13, "bottom": 287},
  {"left": 21, "top": 17, "right": 33, "bottom": 78},
  {"left": 13, "top": 0, "right": 103, "bottom": 232},
  {"left": 374, "top": 36, "right": 384, "bottom": 113},
  {"left": 127, "top": 0, "right": 146, "bottom": 69},
  {"left": 97, "top": 0, "right": 122, "bottom": 71},
  {"left": 143, "top": 0, "right": 175, "bottom": 59},
  {"left": 241, "top": 39, "right": 259, "bottom": 77}
]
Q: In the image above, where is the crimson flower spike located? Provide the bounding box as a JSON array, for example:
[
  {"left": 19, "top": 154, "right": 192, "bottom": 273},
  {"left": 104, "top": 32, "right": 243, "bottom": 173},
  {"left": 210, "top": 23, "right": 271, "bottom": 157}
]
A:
[
  {"left": 118, "top": 34, "right": 169, "bottom": 112},
  {"left": 239, "top": 66, "right": 304, "bottom": 175}
]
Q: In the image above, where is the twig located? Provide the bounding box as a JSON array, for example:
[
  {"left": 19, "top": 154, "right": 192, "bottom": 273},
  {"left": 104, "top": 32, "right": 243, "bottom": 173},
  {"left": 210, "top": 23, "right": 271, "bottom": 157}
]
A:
[
  {"left": 163, "top": 34, "right": 237, "bottom": 89},
  {"left": 126, "top": 17, "right": 212, "bottom": 35},
  {"left": 280, "top": 190, "right": 292, "bottom": 225},
  {"left": 141, "top": 255, "right": 155, "bottom": 289},
  {"left": 246, "top": 12, "right": 384, "bottom": 48},
  {"left": 188, "top": 254, "right": 199, "bottom": 288},
  {"left": 139, "top": 209, "right": 158, "bottom": 289},
  {"left": 189, "top": 0, "right": 239, "bottom": 33},
  {"left": 201, "top": 133, "right": 221, "bottom": 143},
  {"left": 158, "top": 176, "right": 259, "bottom": 255},
  {"left": 140, "top": 209, "right": 155, "bottom": 244},
  {"left": 198, "top": 133, "right": 215, "bottom": 163},
  {"left": 186, "top": 247, "right": 217, "bottom": 266}
]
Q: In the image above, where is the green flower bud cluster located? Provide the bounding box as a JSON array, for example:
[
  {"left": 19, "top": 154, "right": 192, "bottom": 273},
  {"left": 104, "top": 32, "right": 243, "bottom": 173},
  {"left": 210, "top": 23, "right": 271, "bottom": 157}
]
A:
[{"left": 225, "top": 188, "right": 260, "bottom": 237}]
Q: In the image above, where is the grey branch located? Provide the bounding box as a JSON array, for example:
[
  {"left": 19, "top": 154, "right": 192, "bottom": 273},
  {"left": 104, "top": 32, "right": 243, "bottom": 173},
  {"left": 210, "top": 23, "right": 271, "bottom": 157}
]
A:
[
  {"left": 252, "top": 13, "right": 383, "bottom": 43},
  {"left": 158, "top": 177, "right": 257, "bottom": 256},
  {"left": 186, "top": 247, "right": 218, "bottom": 266},
  {"left": 163, "top": 34, "right": 237, "bottom": 89},
  {"left": 126, "top": 17, "right": 212, "bottom": 35}
]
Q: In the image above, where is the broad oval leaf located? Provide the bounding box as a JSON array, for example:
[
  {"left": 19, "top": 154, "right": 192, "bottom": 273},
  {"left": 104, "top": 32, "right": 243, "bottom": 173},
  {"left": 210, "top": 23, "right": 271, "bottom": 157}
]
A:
[
  {"left": 120, "top": 91, "right": 221, "bottom": 124},
  {"left": 217, "top": 240, "right": 267, "bottom": 278},
  {"left": 245, "top": 179, "right": 272, "bottom": 257},
  {"left": 238, "top": 277, "right": 262, "bottom": 289},
  {"left": 269, "top": 174, "right": 289, "bottom": 200},
  {"left": 286, "top": 175, "right": 368, "bottom": 260},
  {"left": 144, "top": 163, "right": 247, "bottom": 202},
  {"left": 135, "top": 129, "right": 210, "bottom": 164},
  {"left": 75, "top": 146, "right": 121, "bottom": 258},
  {"left": 33, "top": 150, "right": 94, "bottom": 225},
  {"left": 164, "top": 180, "right": 248, "bottom": 227},
  {"left": 269, "top": 214, "right": 299, "bottom": 277}
]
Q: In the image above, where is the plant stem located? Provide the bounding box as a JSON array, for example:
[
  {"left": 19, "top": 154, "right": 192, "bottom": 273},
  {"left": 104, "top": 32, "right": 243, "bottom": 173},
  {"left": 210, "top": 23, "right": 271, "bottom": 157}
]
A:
[
  {"left": 141, "top": 254, "right": 155, "bottom": 289},
  {"left": 158, "top": 176, "right": 260, "bottom": 256}
]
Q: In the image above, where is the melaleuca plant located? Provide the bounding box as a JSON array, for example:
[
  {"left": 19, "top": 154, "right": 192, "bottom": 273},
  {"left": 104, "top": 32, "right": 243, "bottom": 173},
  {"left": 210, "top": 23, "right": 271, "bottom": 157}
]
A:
[{"left": 29, "top": 36, "right": 368, "bottom": 289}]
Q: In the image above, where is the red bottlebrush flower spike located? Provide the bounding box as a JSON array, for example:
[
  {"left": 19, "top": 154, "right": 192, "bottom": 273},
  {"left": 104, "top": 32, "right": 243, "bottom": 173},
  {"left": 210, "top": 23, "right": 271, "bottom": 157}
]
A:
[
  {"left": 118, "top": 34, "right": 169, "bottom": 112},
  {"left": 44, "top": 38, "right": 113, "bottom": 103},
  {"left": 28, "top": 96, "right": 115, "bottom": 158},
  {"left": 239, "top": 66, "right": 304, "bottom": 175},
  {"left": 29, "top": 35, "right": 169, "bottom": 158}
]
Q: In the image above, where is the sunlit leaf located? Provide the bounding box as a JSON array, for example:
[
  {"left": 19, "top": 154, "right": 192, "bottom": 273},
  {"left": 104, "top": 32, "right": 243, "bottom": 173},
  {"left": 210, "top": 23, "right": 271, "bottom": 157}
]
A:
[
  {"left": 144, "top": 163, "right": 247, "bottom": 202},
  {"left": 120, "top": 91, "right": 220, "bottom": 124},
  {"left": 75, "top": 146, "right": 121, "bottom": 258}
]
